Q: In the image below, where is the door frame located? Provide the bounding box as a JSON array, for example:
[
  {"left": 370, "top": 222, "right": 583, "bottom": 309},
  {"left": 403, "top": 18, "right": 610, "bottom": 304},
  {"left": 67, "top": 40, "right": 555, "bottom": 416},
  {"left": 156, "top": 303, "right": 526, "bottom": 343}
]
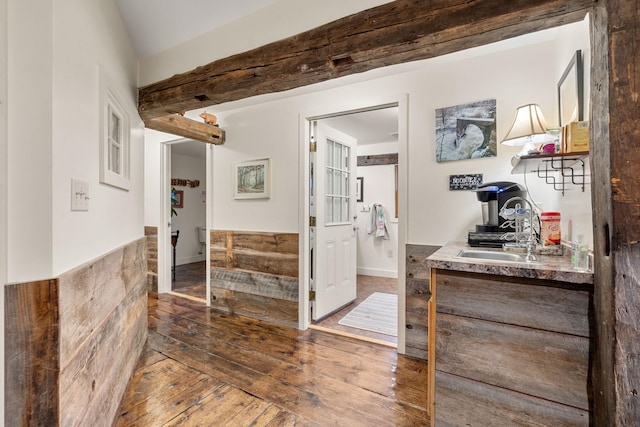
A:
[
  {"left": 158, "top": 138, "right": 212, "bottom": 305},
  {"left": 298, "top": 94, "right": 409, "bottom": 353}
]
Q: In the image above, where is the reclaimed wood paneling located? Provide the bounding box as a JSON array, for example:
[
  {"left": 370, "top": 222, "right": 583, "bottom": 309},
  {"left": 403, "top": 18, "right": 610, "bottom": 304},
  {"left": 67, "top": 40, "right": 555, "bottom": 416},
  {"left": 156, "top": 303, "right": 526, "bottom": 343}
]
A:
[
  {"left": 404, "top": 244, "right": 439, "bottom": 360},
  {"left": 144, "top": 226, "right": 158, "bottom": 292},
  {"left": 210, "top": 287, "right": 298, "bottom": 329},
  {"left": 211, "top": 230, "right": 298, "bottom": 277},
  {"left": 436, "top": 371, "right": 589, "bottom": 426},
  {"left": 437, "top": 312, "right": 589, "bottom": 410},
  {"left": 436, "top": 270, "right": 591, "bottom": 337},
  {"left": 210, "top": 230, "right": 299, "bottom": 328},
  {"left": 58, "top": 237, "right": 148, "bottom": 427},
  {"left": 357, "top": 153, "right": 398, "bottom": 167},
  {"left": 591, "top": 1, "right": 640, "bottom": 424},
  {"left": 434, "top": 269, "right": 592, "bottom": 424},
  {"left": 212, "top": 269, "right": 298, "bottom": 302},
  {"left": 5, "top": 279, "right": 59, "bottom": 427},
  {"left": 4, "top": 237, "right": 148, "bottom": 427}
]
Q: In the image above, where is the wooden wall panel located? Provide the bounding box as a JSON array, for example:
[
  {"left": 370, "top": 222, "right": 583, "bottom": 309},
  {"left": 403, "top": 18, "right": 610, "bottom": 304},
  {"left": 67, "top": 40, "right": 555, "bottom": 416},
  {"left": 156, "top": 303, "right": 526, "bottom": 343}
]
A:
[
  {"left": 145, "top": 226, "right": 158, "bottom": 292},
  {"left": 210, "top": 230, "right": 299, "bottom": 328},
  {"left": 436, "top": 371, "right": 589, "bottom": 426},
  {"left": 4, "top": 237, "right": 148, "bottom": 427},
  {"left": 58, "top": 237, "right": 148, "bottom": 426},
  {"left": 434, "top": 269, "right": 592, "bottom": 424},
  {"left": 436, "top": 312, "right": 589, "bottom": 410},
  {"left": 404, "top": 244, "right": 439, "bottom": 360},
  {"left": 436, "top": 270, "right": 591, "bottom": 337},
  {"left": 210, "top": 287, "right": 299, "bottom": 329},
  {"left": 5, "top": 279, "right": 60, "bottom": 426},
  {"left": 591, "top": 1, "right": 640, "bottom": 423}
]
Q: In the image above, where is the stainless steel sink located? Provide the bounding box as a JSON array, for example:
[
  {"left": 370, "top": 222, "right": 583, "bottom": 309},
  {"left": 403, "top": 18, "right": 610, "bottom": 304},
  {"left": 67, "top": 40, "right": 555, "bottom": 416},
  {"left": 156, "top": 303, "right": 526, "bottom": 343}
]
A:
[{"left": 456, "top": 249, "right": 531, "bottom": 263}]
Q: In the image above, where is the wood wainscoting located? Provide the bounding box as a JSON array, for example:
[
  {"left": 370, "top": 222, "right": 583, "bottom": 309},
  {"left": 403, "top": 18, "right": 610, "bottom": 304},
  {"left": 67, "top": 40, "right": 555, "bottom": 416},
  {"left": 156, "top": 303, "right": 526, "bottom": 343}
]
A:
[
  {"left": 405, "top": 244, "right": 440, "bottom": 360},
  {"left": 144, "top": 226, "right": 158, "bottom": 292},
  {"left": 5, "top": 237, "right": 148, "bottom": 426},
  {"left": 210, "top": 230, "right": 299, "bottom": 328}
]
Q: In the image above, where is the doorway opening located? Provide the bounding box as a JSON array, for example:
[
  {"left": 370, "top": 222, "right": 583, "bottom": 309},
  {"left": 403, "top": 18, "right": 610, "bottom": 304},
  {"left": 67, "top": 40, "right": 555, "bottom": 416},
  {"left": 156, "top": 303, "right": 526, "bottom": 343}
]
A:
[
  {"left": 306, "top": 104, "right": 402, "bottom": 347},
  {"left": 161, "top": 139, "right": 209, "bottom": 304}
]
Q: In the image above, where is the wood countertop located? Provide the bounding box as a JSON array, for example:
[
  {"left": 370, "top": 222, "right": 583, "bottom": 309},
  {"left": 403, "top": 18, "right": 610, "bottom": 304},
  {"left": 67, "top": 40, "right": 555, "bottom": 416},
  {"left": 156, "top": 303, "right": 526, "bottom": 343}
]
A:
[{"left": 426, "top": 241, "right": 593, "bottom": 285}]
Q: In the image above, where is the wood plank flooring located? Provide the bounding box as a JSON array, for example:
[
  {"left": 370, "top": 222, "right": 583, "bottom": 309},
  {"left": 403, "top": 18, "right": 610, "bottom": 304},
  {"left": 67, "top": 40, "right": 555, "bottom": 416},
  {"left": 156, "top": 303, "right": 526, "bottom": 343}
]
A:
[
  {"left": 172, "top": 261, "right": 206, "bottom": 300},
  {"left": 115, "top": 293, "right": 429, "bottom": 426}
]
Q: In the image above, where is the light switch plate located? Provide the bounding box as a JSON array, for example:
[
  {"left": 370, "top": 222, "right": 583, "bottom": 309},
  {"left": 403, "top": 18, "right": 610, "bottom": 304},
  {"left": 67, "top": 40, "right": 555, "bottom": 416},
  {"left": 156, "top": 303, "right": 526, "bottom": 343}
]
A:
[{"left": 71, "top": 178, "right": 89, "bottom": 211}]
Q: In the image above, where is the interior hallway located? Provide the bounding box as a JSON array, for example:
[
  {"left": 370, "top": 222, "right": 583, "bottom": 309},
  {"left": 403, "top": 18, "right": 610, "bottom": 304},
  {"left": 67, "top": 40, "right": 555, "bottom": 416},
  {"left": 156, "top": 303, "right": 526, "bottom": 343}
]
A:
[
  {"left": 172, "top": 265, "right": 398, "bottom": 346},
  {"left": 115, "top": 293, "right": 428, "bottom": 426}
]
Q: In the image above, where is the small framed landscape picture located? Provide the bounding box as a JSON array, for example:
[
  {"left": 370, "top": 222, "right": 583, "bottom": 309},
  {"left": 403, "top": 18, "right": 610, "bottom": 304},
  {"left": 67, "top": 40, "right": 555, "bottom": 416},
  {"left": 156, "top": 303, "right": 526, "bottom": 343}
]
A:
[{"left": 233, "top": 158, "right": 271, "bottom": 199}]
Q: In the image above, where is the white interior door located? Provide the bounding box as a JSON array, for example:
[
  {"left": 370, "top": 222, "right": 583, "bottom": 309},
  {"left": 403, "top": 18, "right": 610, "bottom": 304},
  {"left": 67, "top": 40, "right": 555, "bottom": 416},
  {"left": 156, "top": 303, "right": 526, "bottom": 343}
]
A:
[{"left": 312, "top": 122, "right": 358, "bottom": 320}]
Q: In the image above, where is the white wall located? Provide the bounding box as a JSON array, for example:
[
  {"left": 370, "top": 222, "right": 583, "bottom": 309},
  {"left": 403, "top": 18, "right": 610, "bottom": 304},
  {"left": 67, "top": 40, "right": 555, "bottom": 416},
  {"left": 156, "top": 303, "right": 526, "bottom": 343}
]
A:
[
  {"left": 0, "top": 0, "right": 6, "bottom": 419},
  {"left": 182, "top": 20, "right": 591, "bottom": 248},
  {"left": 171, "top": 152, "right": 206, "bottom": 265},
  {"left": 211, "top": 108, "right": 301, "bottom": 233},
  {"left": 7, "top": 0, "right": 144, "bottom": 281},
  {"left": 356, "top": 142, "right": 399, "bottom": 278}
]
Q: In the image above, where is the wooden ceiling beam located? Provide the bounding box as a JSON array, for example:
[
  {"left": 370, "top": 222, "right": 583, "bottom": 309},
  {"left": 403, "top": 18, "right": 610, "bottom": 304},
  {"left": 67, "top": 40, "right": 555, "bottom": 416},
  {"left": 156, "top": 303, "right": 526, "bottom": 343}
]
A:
[
  {"left": 138, "top": 0, "right": 593, "bottom": 123},
  {"left": 146, "top": 114, "right": 225, "bottom": 145}
]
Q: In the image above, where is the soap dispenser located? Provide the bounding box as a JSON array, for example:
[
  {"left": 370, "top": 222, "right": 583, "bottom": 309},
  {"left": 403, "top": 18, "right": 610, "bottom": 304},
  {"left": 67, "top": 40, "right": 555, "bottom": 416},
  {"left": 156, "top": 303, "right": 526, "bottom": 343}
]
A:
[{"left": 572, "top": 234, "right": 589, "bottom": 271}]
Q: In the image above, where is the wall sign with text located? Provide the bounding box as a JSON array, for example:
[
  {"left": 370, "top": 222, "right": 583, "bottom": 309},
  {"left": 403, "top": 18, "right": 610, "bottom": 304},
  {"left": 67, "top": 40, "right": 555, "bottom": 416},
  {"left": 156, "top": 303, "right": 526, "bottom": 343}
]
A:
[{"left": 449, "top": 174, "right": 483, "bottom": 191}]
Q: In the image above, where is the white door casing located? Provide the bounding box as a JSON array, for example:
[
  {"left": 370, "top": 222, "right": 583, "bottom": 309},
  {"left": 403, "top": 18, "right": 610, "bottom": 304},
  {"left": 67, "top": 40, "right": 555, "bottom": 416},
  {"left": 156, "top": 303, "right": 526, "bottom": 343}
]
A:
[
  {"left": 298, "top": 95, "right": 408, "bottom": 353},
  {"left": 311, "top": 122, "right": 358, "bottom": 320}
]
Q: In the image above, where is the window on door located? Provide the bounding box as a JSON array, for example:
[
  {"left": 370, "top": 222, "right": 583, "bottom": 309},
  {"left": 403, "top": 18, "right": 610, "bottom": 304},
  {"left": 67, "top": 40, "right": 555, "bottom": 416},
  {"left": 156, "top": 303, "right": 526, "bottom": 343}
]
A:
[{"left": 324, "top": 138, "right": 351, "bottom": 225}]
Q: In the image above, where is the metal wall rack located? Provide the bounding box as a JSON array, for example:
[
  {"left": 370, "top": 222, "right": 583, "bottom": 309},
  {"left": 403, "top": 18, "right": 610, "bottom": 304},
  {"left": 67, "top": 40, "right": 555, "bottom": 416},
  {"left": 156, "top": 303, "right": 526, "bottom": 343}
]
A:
[{"left": 510, "top": 151, "right": 589, "bottom": 196}]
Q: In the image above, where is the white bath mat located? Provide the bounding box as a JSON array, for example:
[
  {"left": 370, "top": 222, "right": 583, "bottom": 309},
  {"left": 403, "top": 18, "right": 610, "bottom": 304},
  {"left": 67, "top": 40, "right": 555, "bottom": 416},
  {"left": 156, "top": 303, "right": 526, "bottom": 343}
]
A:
[{"left": 338, "top": 292, "right": 398, "bottom": 336}]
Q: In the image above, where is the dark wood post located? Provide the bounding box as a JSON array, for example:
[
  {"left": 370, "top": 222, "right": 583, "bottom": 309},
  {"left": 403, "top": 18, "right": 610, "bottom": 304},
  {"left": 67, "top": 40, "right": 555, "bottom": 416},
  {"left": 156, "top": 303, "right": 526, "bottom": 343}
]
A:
[{"left": 591, "top": 0, "right": 640, "bottom": 424}]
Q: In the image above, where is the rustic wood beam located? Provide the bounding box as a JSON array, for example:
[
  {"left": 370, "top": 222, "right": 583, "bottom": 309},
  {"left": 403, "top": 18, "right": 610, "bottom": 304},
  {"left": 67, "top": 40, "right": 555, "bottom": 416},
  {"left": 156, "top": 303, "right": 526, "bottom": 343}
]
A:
[
  {"left": 146, "top": 114, "right": 225, "bottom": 145},
  {"left": 138, "top": 0, "right": 593, "bottom": 122},
  {"left": 358, "top": 153, "right": 398, "bottom": 167},
  {"left": 591, "top": 0, "right": 640, "bottom": 424}
]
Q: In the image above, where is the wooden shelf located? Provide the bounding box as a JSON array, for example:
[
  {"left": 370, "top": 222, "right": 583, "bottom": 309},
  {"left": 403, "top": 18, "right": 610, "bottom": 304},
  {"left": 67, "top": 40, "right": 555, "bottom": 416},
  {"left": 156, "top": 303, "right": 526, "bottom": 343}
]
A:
[{"left": 510, "top": 151, "right": 589, "bottom": 195}]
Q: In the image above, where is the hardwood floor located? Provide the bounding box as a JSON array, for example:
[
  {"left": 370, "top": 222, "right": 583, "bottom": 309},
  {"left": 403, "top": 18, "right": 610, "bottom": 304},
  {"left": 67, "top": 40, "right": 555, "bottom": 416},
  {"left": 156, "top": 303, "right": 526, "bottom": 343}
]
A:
[
  {"left": 172, "top": 261, "right": 206, "bottom": 300},
  {"left": 115, "top": 293, "right": 429, "bottom": 426},
  {"left": 172, "top": 266, "right": 398, "bottom": 346}
]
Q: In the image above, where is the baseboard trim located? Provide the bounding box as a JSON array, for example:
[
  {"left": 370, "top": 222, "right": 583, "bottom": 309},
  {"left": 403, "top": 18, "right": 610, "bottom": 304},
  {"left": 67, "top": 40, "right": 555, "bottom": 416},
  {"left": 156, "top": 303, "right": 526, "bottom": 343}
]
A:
[
  {"left": 357, "top": 267, "right": 398, "bottom": 278},
  {"left": 176, "top": 255, "right": 206, "bottom": 266}
]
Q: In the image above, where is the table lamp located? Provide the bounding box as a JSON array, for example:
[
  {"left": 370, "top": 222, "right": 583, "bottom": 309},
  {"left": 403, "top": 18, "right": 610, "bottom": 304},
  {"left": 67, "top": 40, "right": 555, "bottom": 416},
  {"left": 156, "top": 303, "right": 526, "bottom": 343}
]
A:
[{"left": 501, "top": 104, "right": 551, "bottom": 154}]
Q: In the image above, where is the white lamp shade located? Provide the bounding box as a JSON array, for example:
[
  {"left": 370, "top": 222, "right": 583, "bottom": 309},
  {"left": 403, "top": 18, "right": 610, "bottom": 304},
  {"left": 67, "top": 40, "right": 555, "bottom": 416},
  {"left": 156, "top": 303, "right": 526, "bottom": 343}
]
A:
[{"left": 501, "top": 104, "right": 550, "bottom": 146}]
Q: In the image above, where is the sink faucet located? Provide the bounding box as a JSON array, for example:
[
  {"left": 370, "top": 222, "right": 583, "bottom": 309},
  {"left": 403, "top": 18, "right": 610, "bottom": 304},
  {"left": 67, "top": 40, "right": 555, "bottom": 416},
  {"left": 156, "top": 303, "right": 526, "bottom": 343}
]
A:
[{"left": 500, "top": 196, "right": 538, "bottom": 262}]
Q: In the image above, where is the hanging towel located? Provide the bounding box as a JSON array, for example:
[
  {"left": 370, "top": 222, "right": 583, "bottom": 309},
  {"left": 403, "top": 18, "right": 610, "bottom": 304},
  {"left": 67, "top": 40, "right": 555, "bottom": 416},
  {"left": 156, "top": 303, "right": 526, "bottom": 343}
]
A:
[{"left": 367, "top": 203, "right": 390, "bottom": 240}]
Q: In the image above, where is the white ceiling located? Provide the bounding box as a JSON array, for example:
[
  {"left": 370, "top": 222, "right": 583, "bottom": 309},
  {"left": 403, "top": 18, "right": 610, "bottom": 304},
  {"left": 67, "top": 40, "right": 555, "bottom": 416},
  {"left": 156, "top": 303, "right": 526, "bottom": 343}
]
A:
[{"left": 114, "top": 0, "right": 279, "bottom": 58}]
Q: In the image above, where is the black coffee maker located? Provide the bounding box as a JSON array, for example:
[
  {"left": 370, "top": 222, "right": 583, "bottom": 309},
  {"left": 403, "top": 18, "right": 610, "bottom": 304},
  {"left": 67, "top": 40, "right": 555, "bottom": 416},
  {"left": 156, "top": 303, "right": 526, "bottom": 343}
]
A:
[{"left": 468, "top": 181, "right": 527, "bottom": 247}]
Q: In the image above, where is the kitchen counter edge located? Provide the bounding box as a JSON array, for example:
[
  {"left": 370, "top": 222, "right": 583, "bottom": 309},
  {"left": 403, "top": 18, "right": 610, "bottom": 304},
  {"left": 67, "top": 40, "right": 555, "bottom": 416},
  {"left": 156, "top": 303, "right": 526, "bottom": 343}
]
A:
[{"left": 425, "top": 241, "right": 593, "bottom": 285}]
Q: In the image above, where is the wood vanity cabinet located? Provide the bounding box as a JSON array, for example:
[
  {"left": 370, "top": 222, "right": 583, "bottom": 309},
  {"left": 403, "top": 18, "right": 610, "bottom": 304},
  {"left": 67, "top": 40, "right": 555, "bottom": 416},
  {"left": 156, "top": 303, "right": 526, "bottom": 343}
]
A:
[{"left": 428, "top": 268, "right": 592, "bottom": 426}]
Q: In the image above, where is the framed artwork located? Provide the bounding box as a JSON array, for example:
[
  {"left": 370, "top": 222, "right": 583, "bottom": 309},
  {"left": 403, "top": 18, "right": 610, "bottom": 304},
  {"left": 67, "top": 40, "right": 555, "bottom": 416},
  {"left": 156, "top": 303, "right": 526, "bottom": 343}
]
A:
[
  {"left": 435, "top": 99, "right": 497, "bottom": 162},
  {"left": 558, "top": 50, "right": 584, "bottom": 127},
  {"left": 233, "top": 158, "right": 270, "bottom": 199},
  {"left": 172, "top": 190, "right": 183, "bottom": 208},
  {"left": 356, "top": 177, "right": 364, "bottom": 202}
]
